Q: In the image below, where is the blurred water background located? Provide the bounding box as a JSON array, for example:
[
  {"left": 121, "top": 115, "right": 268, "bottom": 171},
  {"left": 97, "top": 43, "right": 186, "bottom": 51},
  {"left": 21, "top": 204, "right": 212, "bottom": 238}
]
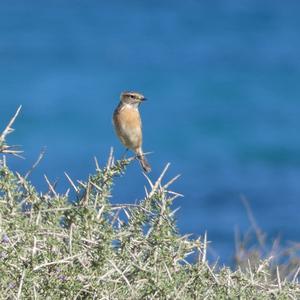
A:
[{"left": 1, "top": 0, "right": 300, "bottom": 264}]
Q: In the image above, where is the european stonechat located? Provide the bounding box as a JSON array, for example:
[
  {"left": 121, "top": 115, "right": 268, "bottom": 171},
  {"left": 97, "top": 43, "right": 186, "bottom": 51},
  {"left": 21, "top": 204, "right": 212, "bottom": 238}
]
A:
[{"left": 113, "top": 91, "right": 151, "bottom": 173}]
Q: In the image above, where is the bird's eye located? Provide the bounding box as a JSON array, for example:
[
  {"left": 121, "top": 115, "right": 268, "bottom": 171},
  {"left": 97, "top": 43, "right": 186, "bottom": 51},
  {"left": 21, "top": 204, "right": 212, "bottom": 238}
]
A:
[{"left": 130, "top": 95, "right": 135, "bottom": 98}]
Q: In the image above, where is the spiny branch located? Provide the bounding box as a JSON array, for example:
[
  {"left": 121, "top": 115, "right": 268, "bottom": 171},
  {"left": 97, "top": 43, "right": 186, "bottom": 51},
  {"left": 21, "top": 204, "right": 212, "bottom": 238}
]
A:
[{"left": 0, "top": 105, "right": 23, "bottom": 156}]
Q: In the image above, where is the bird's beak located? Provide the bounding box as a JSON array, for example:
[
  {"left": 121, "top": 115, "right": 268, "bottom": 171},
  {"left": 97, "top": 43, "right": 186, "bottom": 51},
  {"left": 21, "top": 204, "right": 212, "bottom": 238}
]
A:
[{"left": 141, "top": 97, "right": 147, "bottom": 102}]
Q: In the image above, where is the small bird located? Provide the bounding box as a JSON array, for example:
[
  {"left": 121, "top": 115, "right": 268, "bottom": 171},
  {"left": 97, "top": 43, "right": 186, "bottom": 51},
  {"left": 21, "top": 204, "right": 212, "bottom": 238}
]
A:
[{"left": 113, "top": 91, "right": 151, "bottom": 173}]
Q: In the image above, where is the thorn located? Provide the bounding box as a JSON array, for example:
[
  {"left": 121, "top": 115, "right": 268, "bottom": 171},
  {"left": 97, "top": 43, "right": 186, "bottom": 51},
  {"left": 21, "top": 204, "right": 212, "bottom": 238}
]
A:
[
  {"left": 44, "top": 175, "right": 58, "bottom": 198},
  {"left": 64, "top": 172, "right": 79, "bottom": 193},
  {"left": 94, "top": 156, "right": 101, "bottom": 171},
  {"left": 0, "top": 105, "right": 22, "bottom": 143},
  {"left": 163, "top": 174, "right": 181, "bottom": 189}
]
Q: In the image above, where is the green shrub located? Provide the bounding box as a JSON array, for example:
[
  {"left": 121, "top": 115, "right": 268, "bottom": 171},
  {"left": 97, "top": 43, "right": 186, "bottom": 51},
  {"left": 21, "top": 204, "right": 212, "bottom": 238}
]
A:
[{"left": 0, "top": 108, "right": 299, "bottom": 299}]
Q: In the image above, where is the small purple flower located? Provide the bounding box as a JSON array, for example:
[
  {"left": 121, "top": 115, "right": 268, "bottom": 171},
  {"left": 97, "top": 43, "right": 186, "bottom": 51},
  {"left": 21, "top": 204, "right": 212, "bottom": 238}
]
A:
[
  {"left": 8, "top": 282, "right": 16, "bottom": 289},
  {"left": 58, "top": 274, "right": 67, "bottom": 281},
  {"left": 1, "top": 234, "right": 9, "bottom": 244}
]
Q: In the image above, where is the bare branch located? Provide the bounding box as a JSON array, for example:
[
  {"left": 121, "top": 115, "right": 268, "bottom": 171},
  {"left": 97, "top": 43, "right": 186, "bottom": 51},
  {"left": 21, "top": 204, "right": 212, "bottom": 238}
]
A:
[{"left": 25, "top": 147, "right": 46, "bottom": 179}]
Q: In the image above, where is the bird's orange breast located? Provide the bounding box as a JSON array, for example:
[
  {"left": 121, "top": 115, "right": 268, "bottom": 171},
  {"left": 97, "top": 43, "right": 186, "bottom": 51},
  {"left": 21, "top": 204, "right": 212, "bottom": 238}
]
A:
[
  {"left": 113, "top": 105, "right": 142, "bottom": 150},
  {"left": 117, "top": 106, "right": 141, "bottom": 128}
]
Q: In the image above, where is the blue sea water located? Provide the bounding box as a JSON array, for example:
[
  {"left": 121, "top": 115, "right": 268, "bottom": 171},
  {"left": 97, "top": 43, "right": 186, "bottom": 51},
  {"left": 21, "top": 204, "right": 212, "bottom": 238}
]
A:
[{"left": 1, "top": 1, "right": 300, "bottom": 264}]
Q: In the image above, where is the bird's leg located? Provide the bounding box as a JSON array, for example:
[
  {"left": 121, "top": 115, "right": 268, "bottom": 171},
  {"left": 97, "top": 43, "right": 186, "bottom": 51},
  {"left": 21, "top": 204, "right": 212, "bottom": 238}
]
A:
[{"left": 121, "top": 148, "right": 129, "bottom": 160}]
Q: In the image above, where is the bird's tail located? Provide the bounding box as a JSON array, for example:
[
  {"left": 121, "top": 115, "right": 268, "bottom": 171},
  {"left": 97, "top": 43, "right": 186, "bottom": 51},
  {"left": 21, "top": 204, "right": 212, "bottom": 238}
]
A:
[{"left": 136, "top": 149, "right": 151, "bottom": 173}]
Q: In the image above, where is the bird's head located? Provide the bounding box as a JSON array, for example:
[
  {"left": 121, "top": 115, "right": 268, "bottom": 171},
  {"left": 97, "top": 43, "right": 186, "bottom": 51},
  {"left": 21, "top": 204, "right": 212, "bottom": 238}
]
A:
[{"left": 120, "top": 91, "right": 147, "bottom": 105}]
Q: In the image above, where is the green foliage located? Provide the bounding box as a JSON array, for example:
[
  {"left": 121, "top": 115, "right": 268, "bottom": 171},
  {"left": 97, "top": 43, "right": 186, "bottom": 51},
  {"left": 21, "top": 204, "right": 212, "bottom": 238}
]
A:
[{"left": 0, "top": 109, "right": 299, "bottom": 299}]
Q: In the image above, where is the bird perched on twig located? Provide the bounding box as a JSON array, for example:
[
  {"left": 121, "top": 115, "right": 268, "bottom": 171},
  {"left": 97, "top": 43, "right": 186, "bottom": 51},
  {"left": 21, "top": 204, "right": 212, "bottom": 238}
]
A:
[{"left": 113, "top": 91, "right": 151, "bottom": 173}]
